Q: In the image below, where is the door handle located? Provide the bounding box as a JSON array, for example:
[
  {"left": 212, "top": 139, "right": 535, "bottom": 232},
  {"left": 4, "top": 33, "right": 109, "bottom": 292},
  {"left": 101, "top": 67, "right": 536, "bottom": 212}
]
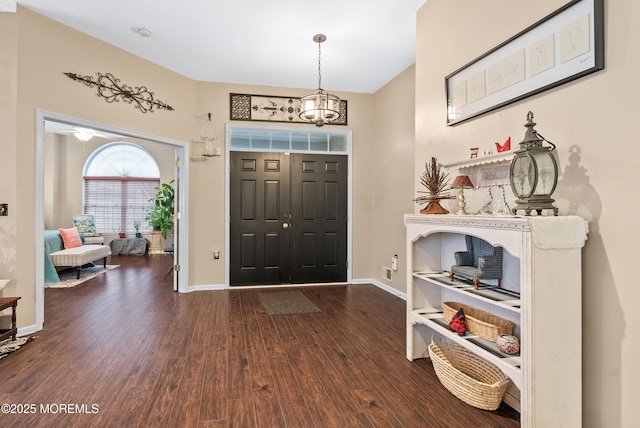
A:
[{"left": 282, "top": 222, "right": 289, "bottom": 229}]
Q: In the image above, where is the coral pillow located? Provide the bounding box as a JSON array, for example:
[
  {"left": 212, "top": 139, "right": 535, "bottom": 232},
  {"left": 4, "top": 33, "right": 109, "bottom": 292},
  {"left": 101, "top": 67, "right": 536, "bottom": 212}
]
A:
[{"left": 59, "top": 227, "right": 83, "bottom": 249}]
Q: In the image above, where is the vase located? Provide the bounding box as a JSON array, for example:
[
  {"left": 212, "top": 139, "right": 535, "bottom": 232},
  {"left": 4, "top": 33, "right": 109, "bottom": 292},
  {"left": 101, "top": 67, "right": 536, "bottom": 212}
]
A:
[
  {"left": 118, "top": 232, "right": 125, "bottom": 239},
  {"left": 420, "top": 201, "right": 449, "bottom": 214},
  {"left": 496, "top": 334, "right": 520, "bottom": 355}
]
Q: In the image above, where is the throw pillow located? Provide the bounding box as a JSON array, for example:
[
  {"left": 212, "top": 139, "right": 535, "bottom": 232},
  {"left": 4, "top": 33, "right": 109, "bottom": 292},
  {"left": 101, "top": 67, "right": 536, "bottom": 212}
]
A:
[
  {"left": 73, "top": 217, "right": 98, "bottom": 237},
  {"left": 59, "top": 227, "right": 83, "bottom": 249}
]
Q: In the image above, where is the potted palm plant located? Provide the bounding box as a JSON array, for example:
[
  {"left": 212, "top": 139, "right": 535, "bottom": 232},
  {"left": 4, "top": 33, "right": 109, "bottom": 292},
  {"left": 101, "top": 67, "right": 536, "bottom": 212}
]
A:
[{"left": 146, "top": 180, "right": 175, "bottom": 240}]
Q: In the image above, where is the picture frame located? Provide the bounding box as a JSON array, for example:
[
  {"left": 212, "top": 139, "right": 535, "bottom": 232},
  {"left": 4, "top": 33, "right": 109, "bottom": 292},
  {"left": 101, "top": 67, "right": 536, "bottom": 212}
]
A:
[
  {"left": 230, "top": 93, "right": 348, "bottom": 126},
  {"left": 445, "top": 0, "right": 604, "bottom": 126}
]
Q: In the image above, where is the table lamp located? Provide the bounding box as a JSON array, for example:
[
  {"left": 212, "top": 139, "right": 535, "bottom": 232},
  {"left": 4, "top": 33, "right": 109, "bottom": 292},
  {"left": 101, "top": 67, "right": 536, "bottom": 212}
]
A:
[{"left": 451, "top": 175, "right": 474, "bottom": 215}]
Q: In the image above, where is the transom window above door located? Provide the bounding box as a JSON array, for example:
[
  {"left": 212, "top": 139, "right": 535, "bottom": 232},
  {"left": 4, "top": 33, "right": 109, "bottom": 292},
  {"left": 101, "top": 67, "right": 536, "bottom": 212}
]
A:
[{"left": 227, "top": 124, "right": 350, "bottom": 153}]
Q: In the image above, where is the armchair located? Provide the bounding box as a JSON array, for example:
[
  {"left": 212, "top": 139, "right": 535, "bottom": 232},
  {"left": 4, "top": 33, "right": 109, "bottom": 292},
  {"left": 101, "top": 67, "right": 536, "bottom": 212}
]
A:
[
  {"left": 72, "top": 214, "right": 104, "bottom": 245},
  {"left": 449, "top": 235, "right": 503, "bottom": 289}
]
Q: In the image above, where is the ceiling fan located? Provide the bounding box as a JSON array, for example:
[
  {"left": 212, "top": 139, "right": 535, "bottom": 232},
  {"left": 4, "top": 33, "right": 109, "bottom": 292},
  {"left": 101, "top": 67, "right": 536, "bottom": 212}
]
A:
[{"left": 44, "top": 121, "right": 123, "bottom": 142}]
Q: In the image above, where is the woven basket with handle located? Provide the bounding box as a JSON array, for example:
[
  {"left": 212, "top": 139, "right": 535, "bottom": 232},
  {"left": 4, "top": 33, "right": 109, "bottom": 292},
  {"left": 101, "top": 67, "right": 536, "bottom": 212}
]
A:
[{"left": 428, "top": 337, "right": 510, "bottom": 411}]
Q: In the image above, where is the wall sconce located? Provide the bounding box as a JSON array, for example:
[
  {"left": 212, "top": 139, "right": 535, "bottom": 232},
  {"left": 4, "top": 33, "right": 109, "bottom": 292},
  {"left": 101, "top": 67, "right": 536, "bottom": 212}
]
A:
[{"left": 192, "top": 113, "right": 221, "bottom": 160}]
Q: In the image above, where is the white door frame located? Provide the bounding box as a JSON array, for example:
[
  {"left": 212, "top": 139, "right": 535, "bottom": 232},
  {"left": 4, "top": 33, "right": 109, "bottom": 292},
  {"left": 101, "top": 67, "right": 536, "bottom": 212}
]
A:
[
  {"left": 224, "top": 123, "right": 353, "bottom": 287},
  {"left": 34, "top": 110, "right": 190, "bottom": 331}
]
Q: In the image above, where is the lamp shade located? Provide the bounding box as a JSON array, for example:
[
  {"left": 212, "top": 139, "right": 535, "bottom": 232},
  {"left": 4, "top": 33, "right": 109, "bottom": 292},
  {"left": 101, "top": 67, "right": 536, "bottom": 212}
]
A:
[
  {"left": 451, "top": 175, "right": 474, "bottom": 189},
  {"left": 299, "top": 34, "right": 341, "bottom": 127}
]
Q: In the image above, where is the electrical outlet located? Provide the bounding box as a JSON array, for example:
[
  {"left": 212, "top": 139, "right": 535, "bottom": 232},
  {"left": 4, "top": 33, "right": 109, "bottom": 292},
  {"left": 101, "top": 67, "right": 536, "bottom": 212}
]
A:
[
  {"left": 0, "top": 203, "right": 7, "bottom": 216},
  {"left": 391, "top": 254, "right": 398, "bottom": 271}
]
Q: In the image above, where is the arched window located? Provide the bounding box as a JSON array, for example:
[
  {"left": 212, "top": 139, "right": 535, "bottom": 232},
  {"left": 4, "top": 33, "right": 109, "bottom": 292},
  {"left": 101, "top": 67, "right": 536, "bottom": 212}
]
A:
[{"left": 83, "top": 143, "right": 160, "bottom": 234}]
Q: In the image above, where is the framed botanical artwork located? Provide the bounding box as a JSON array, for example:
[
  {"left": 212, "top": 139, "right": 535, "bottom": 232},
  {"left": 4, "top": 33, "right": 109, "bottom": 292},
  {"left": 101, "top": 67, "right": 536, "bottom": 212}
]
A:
[{"left": 445, "top": 0, "right": 604, "bottom": 125}]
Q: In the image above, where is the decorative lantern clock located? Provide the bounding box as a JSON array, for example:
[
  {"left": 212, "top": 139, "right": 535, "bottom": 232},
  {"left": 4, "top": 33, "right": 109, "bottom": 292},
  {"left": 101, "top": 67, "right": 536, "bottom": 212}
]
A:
[{"left": 510, "top": 111, "right": 559, "bottom": 216}]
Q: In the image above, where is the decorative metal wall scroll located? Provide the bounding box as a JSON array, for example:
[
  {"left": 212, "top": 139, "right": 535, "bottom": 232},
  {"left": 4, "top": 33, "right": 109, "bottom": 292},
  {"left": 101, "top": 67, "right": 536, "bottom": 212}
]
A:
[
  {"left": 64, "top": 72, "right": 174, "bottom": 113},
  {"left": 230, "top": 93, "right": 348, "bottom": 125}
]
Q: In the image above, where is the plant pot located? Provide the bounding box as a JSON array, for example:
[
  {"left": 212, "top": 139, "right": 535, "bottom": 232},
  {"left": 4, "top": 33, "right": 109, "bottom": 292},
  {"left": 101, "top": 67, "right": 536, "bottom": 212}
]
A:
[
  {"left": 118, "top": 232, "right": 126, "bottom": 238},
  {"left": 421, "top": 201, "right": 449, "bottom": 214},
  {"left": 496, "top": 334, "right": 520, "bottom": 355},
  {"left": 135, "top": 232, "right": 142, "bottom": 238}
]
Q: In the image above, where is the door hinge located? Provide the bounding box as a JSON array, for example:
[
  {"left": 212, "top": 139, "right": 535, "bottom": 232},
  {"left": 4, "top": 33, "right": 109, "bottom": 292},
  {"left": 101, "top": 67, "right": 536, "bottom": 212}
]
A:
[
  {"left": 174, "top": 264, "right": 180, "bottom": 272},
  {"left": 175, "top": 160, "right": 180, "bottom": 167},
  {"left": 346, "top": 260, "right": 349, "bottom": 269}
]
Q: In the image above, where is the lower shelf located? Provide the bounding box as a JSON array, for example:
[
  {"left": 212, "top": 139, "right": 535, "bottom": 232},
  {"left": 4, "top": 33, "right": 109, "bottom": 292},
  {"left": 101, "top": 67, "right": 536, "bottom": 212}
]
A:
[{"left": 409, "top": 309, "right": 521, "bottom": 389}]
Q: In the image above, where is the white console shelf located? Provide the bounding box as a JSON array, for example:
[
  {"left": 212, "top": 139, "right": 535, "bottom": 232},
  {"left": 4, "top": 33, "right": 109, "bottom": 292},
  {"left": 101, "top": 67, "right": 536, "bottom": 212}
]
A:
[{"left": 405, "top": 214, "right": 588, "bottom": 428}]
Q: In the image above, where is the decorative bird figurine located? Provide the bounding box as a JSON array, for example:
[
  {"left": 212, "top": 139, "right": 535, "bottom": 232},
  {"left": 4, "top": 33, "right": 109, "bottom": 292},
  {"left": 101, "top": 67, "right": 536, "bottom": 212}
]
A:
[{"left": 495, "top": 137, "right": 511, "bottom": 152}]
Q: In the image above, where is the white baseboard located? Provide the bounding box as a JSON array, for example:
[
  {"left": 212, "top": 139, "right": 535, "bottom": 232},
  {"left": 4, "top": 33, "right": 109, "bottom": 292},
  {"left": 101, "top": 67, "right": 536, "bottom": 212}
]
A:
[
  {"left": 186, "top": 280, "right": 406, "bottom": 301},
  {"left": 187, "top": 283, "right": 226, "bottom": 292},
  {"left": 17, "top": 324, "right": 39, "bottom": 337},
  {"left": 351, "top": 278, "right": 407, "bottom": 300}
]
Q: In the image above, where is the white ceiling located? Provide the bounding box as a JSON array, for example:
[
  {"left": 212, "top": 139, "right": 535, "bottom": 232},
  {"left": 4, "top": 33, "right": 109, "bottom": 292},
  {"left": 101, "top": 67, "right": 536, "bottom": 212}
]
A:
[{"left": 17, "top": 0, "right": 427, "bottom": 94}]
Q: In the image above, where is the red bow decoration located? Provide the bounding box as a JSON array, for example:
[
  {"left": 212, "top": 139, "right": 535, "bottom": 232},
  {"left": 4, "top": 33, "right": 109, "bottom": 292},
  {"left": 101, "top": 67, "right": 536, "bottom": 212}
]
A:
[{"left": 495, "top": 137, "right": 511, "bottom": 152}]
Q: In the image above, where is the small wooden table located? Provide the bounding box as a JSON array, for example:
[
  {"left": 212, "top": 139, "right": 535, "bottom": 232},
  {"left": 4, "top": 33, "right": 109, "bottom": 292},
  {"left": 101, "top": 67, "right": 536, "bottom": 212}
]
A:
[{"left": 0, "top": 297, "right": 21, "bottom": 342}]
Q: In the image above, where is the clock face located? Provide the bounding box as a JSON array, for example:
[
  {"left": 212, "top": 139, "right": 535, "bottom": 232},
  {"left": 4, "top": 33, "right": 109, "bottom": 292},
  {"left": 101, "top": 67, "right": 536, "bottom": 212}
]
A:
[{"left": 511, "top": 155, "right": 534, "bottom": 197}]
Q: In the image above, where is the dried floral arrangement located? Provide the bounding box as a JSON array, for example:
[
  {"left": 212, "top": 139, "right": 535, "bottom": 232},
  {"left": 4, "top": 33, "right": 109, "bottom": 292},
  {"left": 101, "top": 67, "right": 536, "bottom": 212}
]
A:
[{"left": 414, "top": 157, "right": 454, "bottom": 214}]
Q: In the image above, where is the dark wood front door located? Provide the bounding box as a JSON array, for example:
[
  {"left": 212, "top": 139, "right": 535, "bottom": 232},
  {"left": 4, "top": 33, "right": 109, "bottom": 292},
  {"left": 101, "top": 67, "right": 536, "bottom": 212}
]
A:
[{"left": 230, "top": 151, "right": 347, "bottom": 286}]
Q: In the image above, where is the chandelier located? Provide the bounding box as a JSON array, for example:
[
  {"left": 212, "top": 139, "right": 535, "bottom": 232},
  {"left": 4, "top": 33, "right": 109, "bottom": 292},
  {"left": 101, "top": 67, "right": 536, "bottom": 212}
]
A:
[{"left": 299, "top": 34, "right": 341, "bottom": 127}]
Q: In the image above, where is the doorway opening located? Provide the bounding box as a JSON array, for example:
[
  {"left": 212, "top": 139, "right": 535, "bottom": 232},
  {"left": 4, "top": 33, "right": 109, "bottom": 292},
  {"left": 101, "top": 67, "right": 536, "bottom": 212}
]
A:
[
  {"left": 34, "top": 110, "right": 190, "bottom": 331},
  {"left": 225, "top": 124, "right": 352, "bottom": 287}
]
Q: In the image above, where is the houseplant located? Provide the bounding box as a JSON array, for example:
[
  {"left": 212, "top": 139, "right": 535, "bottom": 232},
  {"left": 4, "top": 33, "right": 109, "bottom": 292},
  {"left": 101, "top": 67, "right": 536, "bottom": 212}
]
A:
[
  {"left": 414, "top": 157, "right": 454, "bottom": 214},
  {"left": 146, "top": 180, "right": 175, "bottom": 240}
]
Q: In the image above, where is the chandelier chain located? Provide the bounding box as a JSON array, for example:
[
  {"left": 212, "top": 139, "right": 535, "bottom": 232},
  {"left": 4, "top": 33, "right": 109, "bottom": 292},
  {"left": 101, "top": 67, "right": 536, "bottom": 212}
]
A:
[{"left": 317, "top": 40, "right": 322, "bottom": 90}]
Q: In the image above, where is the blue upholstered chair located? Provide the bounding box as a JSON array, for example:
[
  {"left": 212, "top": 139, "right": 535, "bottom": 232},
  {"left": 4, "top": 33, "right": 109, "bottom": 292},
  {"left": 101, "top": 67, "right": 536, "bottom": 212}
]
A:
[{"left": 449, "top": 235, "right": 503, "bottom": 289}]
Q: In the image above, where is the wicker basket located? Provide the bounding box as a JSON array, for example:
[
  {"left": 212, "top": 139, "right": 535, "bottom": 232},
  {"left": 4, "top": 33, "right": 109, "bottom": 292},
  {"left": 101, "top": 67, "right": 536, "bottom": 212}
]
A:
[
  {"left": 443, "top": 301, "right": 514, "bottom": 341},
  {"left": 428, "top": 338, "right": 510, "bottom": 411}
]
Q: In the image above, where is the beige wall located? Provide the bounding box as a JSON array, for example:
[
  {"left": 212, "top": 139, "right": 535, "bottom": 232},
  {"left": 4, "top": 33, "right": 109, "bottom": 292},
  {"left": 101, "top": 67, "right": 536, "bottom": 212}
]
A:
[
  {"left": 7, "top": 7, "right": 197, "bottom": 326},
  {"left": 1, "top": 7, "right": 390, "bottom": 325},
  {"left": 370, "top": 65, "right": 416, "bottom": 293},
  {"left": 0, "top": 7, "right": 18, "bottom": 288},
  {"left": 189, "top": 81, "right": 378, "bottom": 285},
  {"left": 186, "top": 80, "right": 375, "bottom": 285},
  {"left": 43, "top": 134, "right": 176, "bottom": 230},
  {"left": 416, "top": 1, "right": 638, "bottom": 426}
]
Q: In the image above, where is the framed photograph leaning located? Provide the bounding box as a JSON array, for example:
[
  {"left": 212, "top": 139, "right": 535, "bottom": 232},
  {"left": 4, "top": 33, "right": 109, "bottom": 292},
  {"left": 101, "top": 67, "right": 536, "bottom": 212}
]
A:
[{"left": 445, "top": 0, "right": 604, "bottom": 126}]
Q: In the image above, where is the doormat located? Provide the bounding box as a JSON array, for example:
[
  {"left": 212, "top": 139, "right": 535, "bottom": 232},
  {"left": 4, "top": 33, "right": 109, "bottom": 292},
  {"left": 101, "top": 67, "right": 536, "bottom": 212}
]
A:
[
  {"left": 45, "top": 265, "right": 119, "bottom": 288},
  {"left": 0, "top": 336, "right": 36, "bottom": 360},
  {"left": 258, "top": 290, "right": 321, "bottom": 315}
]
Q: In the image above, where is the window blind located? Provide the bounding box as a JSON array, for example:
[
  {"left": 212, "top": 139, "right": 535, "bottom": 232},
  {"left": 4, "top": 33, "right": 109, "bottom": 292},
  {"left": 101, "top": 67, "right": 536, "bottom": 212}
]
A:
[{"left": 84, "top": 177, "right": 159, "bottom": 234}]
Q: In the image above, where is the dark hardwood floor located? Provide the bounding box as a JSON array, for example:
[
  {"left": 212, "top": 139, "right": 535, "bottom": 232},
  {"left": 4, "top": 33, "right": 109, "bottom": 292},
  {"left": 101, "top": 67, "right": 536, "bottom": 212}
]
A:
[{"left": 0, "top": 255, "right": 519, "bottom": 427}]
